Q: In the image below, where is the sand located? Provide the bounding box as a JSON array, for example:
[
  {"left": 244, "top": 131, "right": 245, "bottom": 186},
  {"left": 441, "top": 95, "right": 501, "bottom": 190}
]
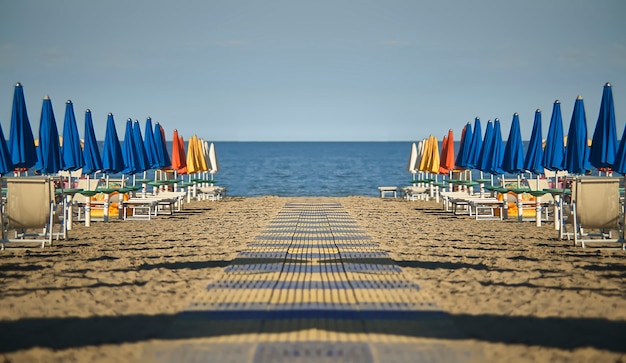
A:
[{"left": 0, "top": 196, "right": 624, "bottom": 362}]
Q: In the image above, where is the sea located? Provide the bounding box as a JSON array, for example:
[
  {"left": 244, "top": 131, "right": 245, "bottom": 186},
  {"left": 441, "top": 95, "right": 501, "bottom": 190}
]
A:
[
  {"left": 56, "top": 141, "right": 542, "bottom": 197},
  {"left": 213, "top": 142, "right": 410, "bottom": 197}
]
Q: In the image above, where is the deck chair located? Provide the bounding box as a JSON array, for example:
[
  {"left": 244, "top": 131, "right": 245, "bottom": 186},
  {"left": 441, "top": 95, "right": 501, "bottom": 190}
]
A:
[
  {"left": 570, "top": 176, "right": 625, "bottom": 249},
  {"left": 525, "top": 178, "right": 555, "bottom": 224},
  {"left": 72, "top": 178, "right": 103, "bottom": 221},
  {"left": 1, "top": 177, "right": 59, "bottom": 250}
]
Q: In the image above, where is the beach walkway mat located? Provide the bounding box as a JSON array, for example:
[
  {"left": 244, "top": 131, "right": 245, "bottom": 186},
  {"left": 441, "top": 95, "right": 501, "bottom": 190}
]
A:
[{"left": 148, "top": 202, "right": 481, "bottom": 362}]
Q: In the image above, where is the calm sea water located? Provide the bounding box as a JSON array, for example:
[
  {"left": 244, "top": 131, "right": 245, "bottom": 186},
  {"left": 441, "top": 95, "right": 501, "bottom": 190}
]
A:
[
  {"left": 65, "top": 141, "right": 542, "bottom": 197},
  {"left": 214, "top": 142, "right": 410, "bottom": 197}
]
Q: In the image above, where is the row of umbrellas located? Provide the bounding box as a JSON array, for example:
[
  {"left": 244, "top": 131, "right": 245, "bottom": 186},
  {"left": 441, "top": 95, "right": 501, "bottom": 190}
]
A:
[
  {"left": 0, "top": 83, "right": 219, "bottom": 181},
  {"left": 409, "top": 82, "right": 623, "bottom": 179}
]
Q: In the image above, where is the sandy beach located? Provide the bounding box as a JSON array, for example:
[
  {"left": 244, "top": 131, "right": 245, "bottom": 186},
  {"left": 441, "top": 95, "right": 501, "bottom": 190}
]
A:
[{"left": 1, "top": 196, "right": 625, "bottom": 362}]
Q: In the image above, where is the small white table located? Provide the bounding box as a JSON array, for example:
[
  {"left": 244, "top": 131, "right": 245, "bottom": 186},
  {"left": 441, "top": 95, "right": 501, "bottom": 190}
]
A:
[{"left": 378, "top": 186, "right": 398, "bottom": 198}]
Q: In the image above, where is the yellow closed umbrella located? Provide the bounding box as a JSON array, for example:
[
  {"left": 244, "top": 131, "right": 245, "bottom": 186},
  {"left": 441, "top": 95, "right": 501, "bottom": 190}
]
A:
[
  {"left": 426, "top": 135, "right": 440, "bottom": 174},
  {"left": 186, "top": 135, "right": 201, "bottom": 174}
]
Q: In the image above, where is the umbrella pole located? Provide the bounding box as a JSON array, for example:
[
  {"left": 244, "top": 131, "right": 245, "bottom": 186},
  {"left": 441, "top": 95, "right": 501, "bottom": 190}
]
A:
[
  {"left": 554, "top": 170, "right": 560, "bottom": 232},
  {"left": 535, "top": 174, "right": 542, "bottom": 227},
  {"left": 68, "top": 171, "right": 75, "bottom": 231},
  {"left": 501, "top": 175, "right": 508, "bottom": 220},
  {"left": 84, "top": 174, "right": 91, "bottom": 227}
]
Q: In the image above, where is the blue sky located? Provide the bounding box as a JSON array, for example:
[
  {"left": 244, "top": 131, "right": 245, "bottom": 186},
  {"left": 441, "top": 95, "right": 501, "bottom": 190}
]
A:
[{"left": 1, "top": 0, "right": 625, "bottom": 141}]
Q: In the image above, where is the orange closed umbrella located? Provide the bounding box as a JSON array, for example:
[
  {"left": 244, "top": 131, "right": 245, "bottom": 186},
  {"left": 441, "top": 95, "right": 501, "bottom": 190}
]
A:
[
  {"left": 439, "top": 129, "right": 455, "bottom": 174},
  {"left": 177, "top": 135, "right": 188, "bottom": 174},
  {"left": 171, "top": 129, "right": 187, "bottom": 175}
]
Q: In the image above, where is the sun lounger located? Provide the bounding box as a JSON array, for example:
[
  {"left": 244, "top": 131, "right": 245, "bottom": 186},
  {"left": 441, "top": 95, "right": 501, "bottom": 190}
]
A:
[
  {"left": 440, "top": 190, "right": 473, "bottom": 211},
  {"left": 448, "top": 195, "right": 504, "bottom": 220},
  {"left": 570, "top": 177, "right": 624, "bottom": 249},
  {"left": 1, "top": 177, "right": 59, "bottom": 250},
  {"left": 377, "top": 186, "right": 398, "bottom": 198},
  {"left": 402, "top": 186, "right": 428, "bottom": 201},
  {"left": 197, "top": 186, "right": 225, "bottom": 201},
  {"left": 122, "top": 198, "right": 159, "bottom": 220}
]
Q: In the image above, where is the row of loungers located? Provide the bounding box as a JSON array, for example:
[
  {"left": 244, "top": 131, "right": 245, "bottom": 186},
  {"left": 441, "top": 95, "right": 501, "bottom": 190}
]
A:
[
  {"left": 401, "top": 177, "right": 623, "bottom": 250},
  {"left": 403, "top": 180, "right": 554, "bottom": 222},
  {"left": 71, "top": 178, "right": 225, "bottom": 223},
  {"left": 1, "top": 176, "right": 228, "bottom": 250}
]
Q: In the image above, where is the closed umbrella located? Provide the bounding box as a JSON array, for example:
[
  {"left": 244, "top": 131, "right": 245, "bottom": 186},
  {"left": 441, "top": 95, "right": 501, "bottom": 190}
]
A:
[
  {"left": 415, "top": 139, "right": 426, "bottom": 180},
  {"left": 60, "top": 100, "right": 84, "bottom": 172},
  {"left": 488, "top": 119, "right": 504, "bottom": 176},
  {"left": 524, "top": 110, "right": 545, "bottom": 227},
  {"left": 80, "top": 109, "right": 102, "bottom": 228},
  {"left": 0, "top": 123, "right": 13, "bottom": 175},
  {"left": 36, "top": 96, "right": 62, "bottom": 175},
  {"left": 185, "top": 135, "right": 199, "bottom": 174},
  {"left": 501, "top": 113, "right": 525, "bottom": 175},
  {"left": 121, "top": 119, "right": 139, "bottom": 176},
  {"left": 564, "top": 96, "right": 590, "bottom": 175},
  {"left": 426, "top": 135, "right": 440, "bottom": 174},
  {"left": 542, "top": 100, "right": 566, "bottom": 172},
  {"left": 170, "top": 131, "right": 187, "bottom": 193},
  {"left": 143, "top": 118, "right": 159, "bottom": 170},
  {"left": 418, "top": 135, "right": 440, "bottom": 174},
  {"left": 208, "top": 142, "right": 220, "bottom": 178},
  {"left": 524, "top": 109, "right": 544, "bottom": 176},
  {"left": 589, "top": 82, "right": 618, "bottom": 173},
  {"left": 490, "top": 119, "right": 506, "bottom": 218},
  {"left": 153, "top": 123, "right": 171, "bottom": 169},
  {"left": 418, "top": 136, "right": 431, "bottom": 173},
  {"left": 8, "top": 83, "right": 37, "bottom": 172},
  {"left": 439, "top": 129, "right": 455, "bottom": 175},
  {"left": 407, "top": 142, "right": 418, "bottom": 179},
  {"left": 132, "top": 120, "right": 150, "bottom": 175},
  {"left": 102, "top": 113, "right": 124, "bottom": 175},
  {"left": 100, "top": 113, "right": 124, "bottom": 222},
  {"left": 82, "top": 109, "right": 102, "bottom": 176},
  {"left": 467, "top": 117, "right": 482, "bottom": 169},
  {"left": 502, "top": 113, "right": 526, "bottom": 221},
  {"left": 455, "top": 122, "right": 472, "bottom": 170},
  {"left": 171, "top": 130, "right": 187, "bottom": 175}
]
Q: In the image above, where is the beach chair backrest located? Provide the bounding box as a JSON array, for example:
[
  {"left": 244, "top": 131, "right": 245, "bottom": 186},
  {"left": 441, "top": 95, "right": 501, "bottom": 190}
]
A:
[
  {"left": 4, "top": 177, "right": 54, "bottom": 229},
  {"left": 572, "top": 177, "right": 621, "bottom": 229},
  {"left": 528, "top": 178, "right": 554, "bottom": 203},
  {"left": 73, "top": 179, "right": 102, "bottom": 203}
]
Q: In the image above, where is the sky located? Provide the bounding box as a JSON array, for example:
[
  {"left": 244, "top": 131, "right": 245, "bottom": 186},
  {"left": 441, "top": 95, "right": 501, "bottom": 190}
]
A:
[{"left": 1, "top": 0, "right": 625, "bottom": 142}]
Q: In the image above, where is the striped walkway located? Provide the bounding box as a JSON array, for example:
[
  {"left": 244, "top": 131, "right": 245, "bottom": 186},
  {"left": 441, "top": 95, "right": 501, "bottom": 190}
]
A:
[{"left": 149, "top": 202, "right": 480, "bottom": 362}]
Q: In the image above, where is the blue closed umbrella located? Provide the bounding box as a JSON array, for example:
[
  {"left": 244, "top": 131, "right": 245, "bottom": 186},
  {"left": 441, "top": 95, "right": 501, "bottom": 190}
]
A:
[
  {"left": 82, "top": 109, "right": 103, "bottom": 175},
  {"left": 144, "top": 118, "right": 159, "bottom": 169},
  {"left": 36, "top": 96, "right": 62, "bottom": 175},
  {"left": 477, "top": 120, "right": 494, "bottom": 174},
  {"left": 0, "top": 123, "right": 14, "bottom": 175},
  {"left": 501, "top": 113, "right": 525, "bottom": 175},
  {"left": 523, "top": 109, "right": 544, "bottom": 175},
  {"left": 101, "top": 113, "right": 124, "bottom": 174},
  {"left": 589, "top": 82, "right": 618, "bottom": 171},
  {"left": 122, "top": 119, "right": 139, "bottom": 175},
  {"left": 61, "top": 100, "right": 85, "bottom": 171},
  {"left": 542, "top": 100, "right": 565, "bottom": 171},
  {"left": 467, "top": 117, "right": 482, "bottom": 169},
  {"left": 564, "top": 96, "right": 590, "bottom": 174},
  {"left": 8, "top": 83, "right": 37, "bottom": 170},
  {"left": 454, "top": 122, "right": 472, "bottom": 170},
  {"left": 154, "top": 123, "right": 171, "bottom": 169},
  {"left": 488, "top": 119, "right": 504, "bottom": 175},
  {"left": 132, "top": 120, "right": 150, "bottom": 174}
]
